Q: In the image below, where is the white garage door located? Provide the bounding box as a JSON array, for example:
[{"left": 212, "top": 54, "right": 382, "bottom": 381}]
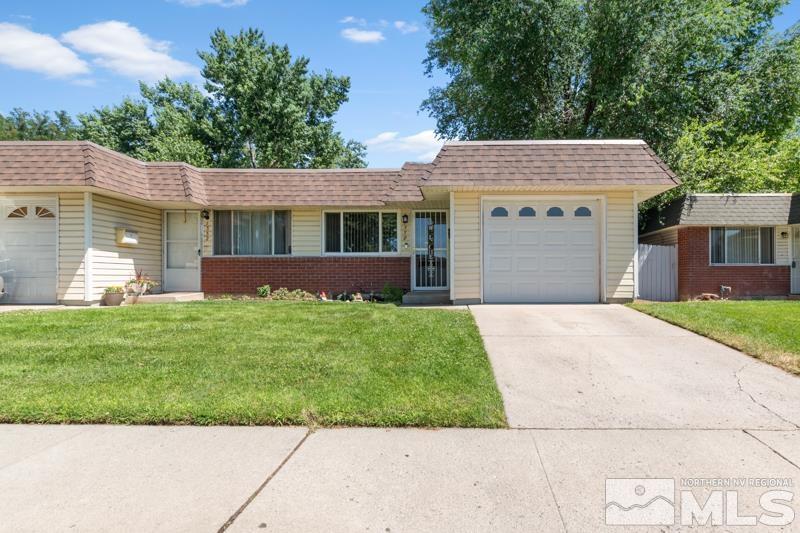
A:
[
  {"left": 483, "top": 199, "right": 600, "bottom": 303},
  {"left": 0, "top": 196, "right": 58, "bottom": 304}
]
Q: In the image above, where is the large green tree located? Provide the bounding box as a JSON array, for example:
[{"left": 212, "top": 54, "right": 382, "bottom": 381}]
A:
[
  {"left": 8, "top": 28, "right": 365, "bottom": 169},
  {"left": 422, "top": 0, "right": 800, "bottom": 197}
]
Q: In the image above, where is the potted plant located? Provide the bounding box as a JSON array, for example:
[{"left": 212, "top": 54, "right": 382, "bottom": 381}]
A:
[
  {"left": 103, "top": 286, "right": 125, "bottom": 306},
  {"left": 124, "top": 269, "right": 159, "bottom": 305}
]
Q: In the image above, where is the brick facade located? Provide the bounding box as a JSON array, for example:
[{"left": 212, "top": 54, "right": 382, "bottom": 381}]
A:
[
  {"left": 677, "top": 226, "right": 790, "bottom": 300},
  {"left": 201, "top": 256, "right": 411, "bottom": 295}
]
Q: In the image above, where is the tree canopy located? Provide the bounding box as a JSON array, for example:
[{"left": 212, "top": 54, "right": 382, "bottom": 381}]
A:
[
  {"left": 422, "top": 0, "right": 800, "bottom": 199},
  {"left": 1, "top": 28, "right": 365, "bottom": 169}
]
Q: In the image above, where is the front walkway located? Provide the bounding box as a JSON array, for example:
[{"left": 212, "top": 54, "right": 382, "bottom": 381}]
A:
[{"left": 1, "top": 305, "right": 798, "bottom": 532}]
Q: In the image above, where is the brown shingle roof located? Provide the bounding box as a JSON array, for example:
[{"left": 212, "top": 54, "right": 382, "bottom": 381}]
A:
[
  {"left": 423, "top": 140, "right": 679, "bottom": 188},
  {"left": 0, "top": 139, "right": 678, "bottom": 205}
]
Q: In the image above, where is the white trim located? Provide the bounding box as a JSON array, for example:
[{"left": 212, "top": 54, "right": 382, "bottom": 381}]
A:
[
  {"left": 449, "top": 191, "right": 455, "bottom": 301},
  {"left": 83, "top": 192, "right": 93, "bottom": 302},
  {"left": 321, "top": 209, "right": 401, "bottom": 256},
  {"left": 446, "top": 139, "right": 645, "bottom": 146},
  {"left": 633, "top": 191, "right": 639, "bottom": 299},
  {"left": 479, "top": 194, "right": 606, "bottom": 304}
]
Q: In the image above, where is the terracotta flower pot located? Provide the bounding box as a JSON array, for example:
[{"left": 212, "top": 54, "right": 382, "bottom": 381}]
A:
[
  {"left": 104, "top": 293, "right": 124, "bottom": 306},
  {"left": 125, "top": 294, "right": 139, "bottom": 305}
]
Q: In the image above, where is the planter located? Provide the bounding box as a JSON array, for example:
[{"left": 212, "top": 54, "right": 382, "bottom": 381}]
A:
[
  {"left": 125, "top": 294, "right": 140, "bottom": 305},
  {"left": 104, "top": 293, "right": 124, "bottom": 306}
]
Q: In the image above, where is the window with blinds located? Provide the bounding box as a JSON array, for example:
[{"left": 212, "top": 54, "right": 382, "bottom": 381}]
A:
[
  {"left": 213, "top": 210, "right": 291, "bottom": 255},
  {"left": 710, "top": 227, "right": 775, "bottom": 265},
  {"left": 324, "top": 211, "right": 399, "bottom": 254}
]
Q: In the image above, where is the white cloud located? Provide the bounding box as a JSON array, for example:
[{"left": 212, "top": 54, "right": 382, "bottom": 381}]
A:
[
  {"left": 394, "top": 20, "right": 420, "bottom": 34},
  {"left": 62, "top": 21, "right": 199, "bottom": 82},
  {"left": 174, "top": 0, "right": 248, "bottom": 6},
  {"left": 339, "top": 16, "right": 367, "bottom": 26},
  {"left": 365, "top": 130, "right": 443, "bottom": 161},
  {"left": 340, "top": 28, "right": 385, "bottom": 44},
  {"left": 0, "top": 23, "right": 89, "bottom": 77}
]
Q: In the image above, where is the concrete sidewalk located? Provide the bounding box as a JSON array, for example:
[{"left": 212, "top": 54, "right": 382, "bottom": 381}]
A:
[{"left": 0, "top": 425, "right": 797, "bottom": 532}]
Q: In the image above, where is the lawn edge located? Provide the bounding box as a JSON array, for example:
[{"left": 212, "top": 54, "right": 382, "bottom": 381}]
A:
[{"left": 626, "top": 302, "right": 800, "bottom": 376}]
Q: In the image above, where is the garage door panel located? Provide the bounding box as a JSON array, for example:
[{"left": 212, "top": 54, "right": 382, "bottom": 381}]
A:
[
  {"left": 516, "top": 230, "right": 540, "bottom": 245},
  {"left": 516, "top": 256, "right": 539, "bottom": 272},
  {"left": 483, "top": 199, "right": 599, "bottom": 303}
]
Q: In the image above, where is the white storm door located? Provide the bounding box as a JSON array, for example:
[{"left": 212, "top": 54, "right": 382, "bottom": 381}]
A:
[
  {"left": 0, "top": 196, "right": 58, "bottom": 304},
  {"left": 164, "top": 211, "right": 201, "bottom": 292}
]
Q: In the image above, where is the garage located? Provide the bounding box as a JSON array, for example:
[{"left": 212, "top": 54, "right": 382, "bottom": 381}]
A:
[
  {"left": 0, "top": 196, "right": 58, "bottom": 304},
  {"left": 482, "top": 198, "right": 600, "bottom": 303}
]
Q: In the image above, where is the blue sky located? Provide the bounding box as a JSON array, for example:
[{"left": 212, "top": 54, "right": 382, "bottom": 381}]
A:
[{"left": 1, "top": 0, "right": 799, "bottom": 167}]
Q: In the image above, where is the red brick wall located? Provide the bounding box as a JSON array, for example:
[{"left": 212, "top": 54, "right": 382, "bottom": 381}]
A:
[
  {"left": 678, "top": 226, "right": 790, "bottom": 300},
  {"left": 201, "top": 256, "right": 410, "bottom": 294}
]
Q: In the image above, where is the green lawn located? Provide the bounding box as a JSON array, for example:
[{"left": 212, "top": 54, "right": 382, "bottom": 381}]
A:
[
  {"left": 0, "top": 302, "right": 506, "bottom": 427},
  {"left": 629, "top": 300, "right": 800, "bottom": 375}
]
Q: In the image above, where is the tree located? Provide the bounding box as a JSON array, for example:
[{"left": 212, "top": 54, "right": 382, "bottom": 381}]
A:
[
  {"left": 68, "top": 28, "right": 365, "bottom": 168},
  {"left": 0, "top": 108, "right": 78, "bottom": 141},
  {"left": 421, "top": 0, "right": 800, "bottom": 192}
]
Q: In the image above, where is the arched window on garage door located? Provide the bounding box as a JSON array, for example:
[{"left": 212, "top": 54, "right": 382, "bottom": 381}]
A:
[
  {"left": 490, "top": 206, "right": 509, "bottom": 217},
  {"left": 546, "top": 206, "right": 564, "bottom": 217},
  {"left": 518, "top": 207, "right": 536, "bottom": 217},
  {"left": 574, "top": 206, "right": 592, "bottom": 217}
]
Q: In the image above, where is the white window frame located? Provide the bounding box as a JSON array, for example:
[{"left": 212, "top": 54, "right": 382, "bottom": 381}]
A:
[
  {"left": 212, "top": 209, "right": 291, "bottom": 256},
  {"left": 322, "top": 210, "right": 401, "bottom": 256},
  {"left": 709, "top": 226, "right": 776, "bottom": 266}
]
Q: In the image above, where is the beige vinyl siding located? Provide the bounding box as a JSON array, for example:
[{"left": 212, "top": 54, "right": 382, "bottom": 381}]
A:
[
  {"left": 606, "top": 191, "right": 635, "bottom": 300},
  {"left": 452, "top": 192, "right": 481, "bottom": 301},
  {"left": 292, "top": 208, "right": 322, "bottom": 255},
  {"left": 451, "top": 190, "right": 638, "bottom": 302},
  {"left": 776, "top": 225, "right": 790, "bottom": 265},
  {"left": 640, "top": 227, "right": 678, "bottom": 246},
  {"left": 57, "top": 193, "right": 85, "bottom": 303},
  {"left": 90, "top": 194, "right": 162, "bottom": 300}
]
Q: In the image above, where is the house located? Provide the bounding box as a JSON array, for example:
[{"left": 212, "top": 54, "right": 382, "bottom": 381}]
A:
[
  {"left": 0, "top": 139, "right": 678, "bottom": 305},
  {"left": 640, "top": 193, "right": 800, "bottom": 300}
]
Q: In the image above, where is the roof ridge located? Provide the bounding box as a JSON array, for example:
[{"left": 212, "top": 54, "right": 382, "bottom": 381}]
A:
[
  {"left": 445, "top": 139, "right": 647, "bottom": 146},
  {"left": 81, "top": 143, "right": 96, "bottom": 186}
]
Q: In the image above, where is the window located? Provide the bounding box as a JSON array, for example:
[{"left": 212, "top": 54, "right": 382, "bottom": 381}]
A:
[
  {"left": 710, "top": 226, "right": 774, "bottom": 265},
  {"left": 574, "top": 206, "right": 592, "bottom": 217},
  {"left": 7, "top": 207, "right": 27, "bottom": 218},
  {"left": 490, "top": 207, "right": 508, "bottom": 217},
  {"left": 213, "top": 210, "right": 290, "bottom": 255},
  {"left": 35, "top": 206, "right": 55, "bottom": 218},
  {"left": 518, "top": 207, "right": 536, "bottom": 217},
  {"left": 547, "top": 207, "right": 564, "bottom": 217},
  {"left": 324, "top": 211, "right": 399, "bottom": 254}
]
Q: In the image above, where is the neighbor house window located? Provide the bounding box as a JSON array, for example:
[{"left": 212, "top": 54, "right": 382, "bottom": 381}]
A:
[
  {"left": 710, "top": 227, "right": 774, "bottom": 265},
  {"left": 324, "top": 211, "right": 399, "bottom": 254},
  {"left": 213, "top": 210, "right": 291, "bottom": 255}
]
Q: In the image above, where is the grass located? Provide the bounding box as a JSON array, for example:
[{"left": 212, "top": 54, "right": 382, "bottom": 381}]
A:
[
  {"left": 628, "top": 300, "right": 800, "bottom": 375},
  {"left": 0, "top": 301, "right": 506, "bottom": 427}
]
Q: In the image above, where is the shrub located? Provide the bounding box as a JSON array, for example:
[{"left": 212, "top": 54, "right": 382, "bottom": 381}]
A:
[
  {"left": 382, "top": 283, "right": 403, "bottom": 304},
  {"left": 256, "top": 284, "right": 271, "bottom": 298},
  {"left": 271, "top": 287, "right": 291, "bottom": 300},
  {"left": 103, "top": 285, "right": 124, "bottom": 294}
]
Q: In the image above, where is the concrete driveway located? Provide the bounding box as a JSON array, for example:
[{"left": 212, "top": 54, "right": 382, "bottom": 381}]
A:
[{"left": 471, "top": 304, "right": 800, "bottom": 430}]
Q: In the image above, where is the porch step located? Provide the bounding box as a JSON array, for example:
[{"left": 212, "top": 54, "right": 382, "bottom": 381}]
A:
[
  {"left": 136, "top": 292, "right": 205, "bottom": 304},
  {"left": 402, "top": 291, "right": 451, "bottom": 305}
]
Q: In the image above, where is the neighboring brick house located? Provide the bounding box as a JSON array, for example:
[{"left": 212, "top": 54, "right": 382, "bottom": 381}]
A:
[
  {"left": 640, "top": 194, "right": 800, "bottom": 300},
  {"left": 0, "top": 139, "right": 680, "bottom": 305}
]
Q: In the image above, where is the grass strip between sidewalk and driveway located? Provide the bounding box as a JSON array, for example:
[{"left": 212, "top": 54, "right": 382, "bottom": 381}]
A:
[
  {"left": 629, "top": 300, "right": 800, "bottom": 375},
  {"left": 0, "top": 301, "right": 506, "bottom": 427}
]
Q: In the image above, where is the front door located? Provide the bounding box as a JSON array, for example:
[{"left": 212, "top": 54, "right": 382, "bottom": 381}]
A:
[
  {"left": 792, "top": 226, "right": 800, "bottom": 294},
  {"left": 413, "top": 211, "right": 448, "bottom": 290},
  {"left": 164, "top": 211, "right": 201, "bottom": 292}
]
